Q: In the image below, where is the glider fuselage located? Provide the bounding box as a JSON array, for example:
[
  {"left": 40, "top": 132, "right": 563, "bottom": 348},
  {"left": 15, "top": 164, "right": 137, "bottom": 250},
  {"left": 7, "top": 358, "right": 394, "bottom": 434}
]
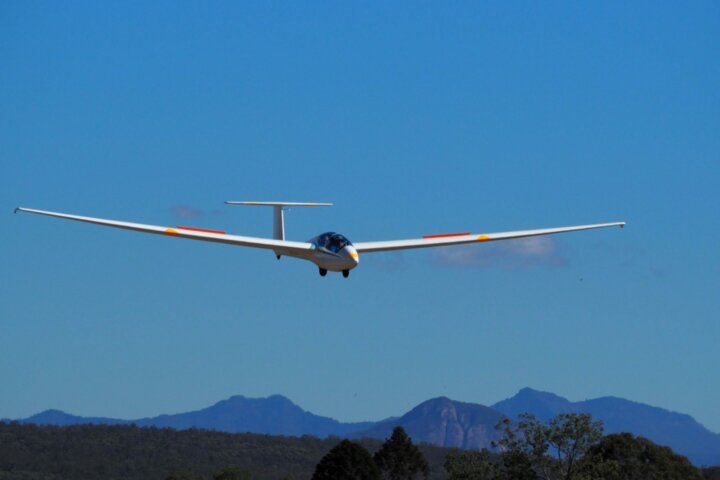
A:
[{"left": 302, "top": 232, "right": 359, "bottom": 273}]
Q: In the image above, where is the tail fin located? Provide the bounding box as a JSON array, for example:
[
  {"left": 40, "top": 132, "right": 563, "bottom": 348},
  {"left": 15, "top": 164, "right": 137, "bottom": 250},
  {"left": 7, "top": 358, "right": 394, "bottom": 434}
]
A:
[{"left": 225, "top": 201, "right": 332, "bottom": 240}]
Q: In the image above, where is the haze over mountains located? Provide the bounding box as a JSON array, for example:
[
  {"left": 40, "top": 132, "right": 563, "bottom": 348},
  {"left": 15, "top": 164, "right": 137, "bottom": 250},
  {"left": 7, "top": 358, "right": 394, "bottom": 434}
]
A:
[{"left": 16, "top": 388, "right": 720, "bottom": 466}]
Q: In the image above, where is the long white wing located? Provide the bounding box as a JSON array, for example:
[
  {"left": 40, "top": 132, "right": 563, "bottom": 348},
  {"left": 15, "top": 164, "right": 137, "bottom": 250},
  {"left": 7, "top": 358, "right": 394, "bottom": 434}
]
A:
[
  {"left": 354, "top": 222, "right": 625, "bottom": 253},
  {"left": 15, "top": 207, "right": 314, "bottom": 256}
]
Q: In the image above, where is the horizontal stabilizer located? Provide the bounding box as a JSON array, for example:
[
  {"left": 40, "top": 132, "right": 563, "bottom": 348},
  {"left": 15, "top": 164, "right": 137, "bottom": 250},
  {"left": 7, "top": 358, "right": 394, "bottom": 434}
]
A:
[
  {"left": 225, "top": 201, "right": 332, "bottom": 207},
  {"left": 224, "top": 201, "right": 332, "bottom": 241}
]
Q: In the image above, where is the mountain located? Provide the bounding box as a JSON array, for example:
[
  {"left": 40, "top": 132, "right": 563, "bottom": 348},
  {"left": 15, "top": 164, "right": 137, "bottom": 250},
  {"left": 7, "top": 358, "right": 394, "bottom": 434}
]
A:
[
  {"left": 493, "top": 387, "right": 720, "bottom": 466},
  {"left": 353, "top": 397, "right": 502, "bottom": 449},
  {"left": 578, "top": 396, "right": 720, "bottom": 467},
  {"left": 492, "top": 387, "right": 574, "bottom": 421},
  {"left": 133, "top": 394, "right": 373, "bottom": 437},
  {"left": 23, "top": 409, "right": 130, "bottom": 426},
  {"left": 16, "top": 389, "right": 720, "bottom": 466}
]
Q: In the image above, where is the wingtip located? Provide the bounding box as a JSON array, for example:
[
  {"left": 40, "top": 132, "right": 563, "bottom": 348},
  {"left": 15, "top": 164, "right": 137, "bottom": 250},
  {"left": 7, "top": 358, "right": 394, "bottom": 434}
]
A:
[{"left": 14, "top": 207, "right": 21, "bottom": 214}]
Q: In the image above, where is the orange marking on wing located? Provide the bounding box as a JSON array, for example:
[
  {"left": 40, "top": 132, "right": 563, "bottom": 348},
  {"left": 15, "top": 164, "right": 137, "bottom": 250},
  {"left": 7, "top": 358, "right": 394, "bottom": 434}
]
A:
[
  {"left": 476, "top": 235, "right": 491, "bottom": 241},
  {"left": 177, "top": 226, "right": 226, "bottom": 235},
  {"left": 165, "top": 228, "right": 178, "bottom": 235},
  {"left": 422, "top": 232, "right": 471, "bottom": 239}
]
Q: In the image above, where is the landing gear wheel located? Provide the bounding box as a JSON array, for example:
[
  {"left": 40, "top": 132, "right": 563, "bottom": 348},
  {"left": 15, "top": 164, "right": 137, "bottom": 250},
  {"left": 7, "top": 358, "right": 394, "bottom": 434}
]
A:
[
  {"left": 342, "top": 270, "right": 349, "bottom": 278},
  {"left": 319, "top": 268, "right": 327, "bottom": 277}
]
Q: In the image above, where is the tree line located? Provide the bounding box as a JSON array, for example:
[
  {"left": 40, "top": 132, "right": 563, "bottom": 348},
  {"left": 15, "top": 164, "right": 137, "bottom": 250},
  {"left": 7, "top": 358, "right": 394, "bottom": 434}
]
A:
[
  {"left": 0, "top": 422, "right": 448, "bottom": 480},
  {"left": 1, "top": 413, "right": 717, "bottom": 480},
  {"left": 314, "top": 414, "right": 708, "bottom": 480}
]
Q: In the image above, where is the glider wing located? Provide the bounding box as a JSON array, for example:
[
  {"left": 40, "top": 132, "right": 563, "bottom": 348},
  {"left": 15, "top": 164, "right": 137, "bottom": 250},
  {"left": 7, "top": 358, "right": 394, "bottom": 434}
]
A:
[
  {"left": 15, "top": 207, "right": 314, "bottom": 255},
  {"left": 353, "top": 222, "right": 625, "bottom": 253}
]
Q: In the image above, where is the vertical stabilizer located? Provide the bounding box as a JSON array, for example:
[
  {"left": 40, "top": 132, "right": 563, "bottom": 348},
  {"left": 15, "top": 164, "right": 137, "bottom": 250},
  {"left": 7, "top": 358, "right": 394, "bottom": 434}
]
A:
[{"left": 273, "top": 205, "right": 284, "bottom": 240}]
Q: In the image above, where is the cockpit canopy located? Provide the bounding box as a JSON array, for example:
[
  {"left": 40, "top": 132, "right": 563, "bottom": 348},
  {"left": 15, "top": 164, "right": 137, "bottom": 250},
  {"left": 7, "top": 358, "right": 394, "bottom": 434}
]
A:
[{"left": 316, "top": 232, "right": 353, "bottom": 253}]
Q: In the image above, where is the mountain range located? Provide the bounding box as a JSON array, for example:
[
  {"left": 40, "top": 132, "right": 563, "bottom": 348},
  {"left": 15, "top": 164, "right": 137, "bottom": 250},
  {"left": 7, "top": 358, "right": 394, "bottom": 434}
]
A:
[{"left": 15, "top": 388, "right": 720, "bottom": 466}]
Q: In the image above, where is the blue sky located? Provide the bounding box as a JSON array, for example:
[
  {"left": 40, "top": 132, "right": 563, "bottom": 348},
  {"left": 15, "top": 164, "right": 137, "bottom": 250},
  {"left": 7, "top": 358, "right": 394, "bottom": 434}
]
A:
[{"left": 2, "top": 1, "right": 719, "bottom": 433}]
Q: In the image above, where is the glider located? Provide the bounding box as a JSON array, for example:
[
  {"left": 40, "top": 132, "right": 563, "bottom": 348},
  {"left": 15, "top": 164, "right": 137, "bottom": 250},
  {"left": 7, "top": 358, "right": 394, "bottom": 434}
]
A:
[{"left": 15, "top": 202, "right": 625, "bottom": 278}]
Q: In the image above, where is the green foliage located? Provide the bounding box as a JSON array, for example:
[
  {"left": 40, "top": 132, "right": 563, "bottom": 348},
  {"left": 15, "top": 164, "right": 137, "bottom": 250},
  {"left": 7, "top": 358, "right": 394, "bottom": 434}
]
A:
[
  {"left": 491, "top": 418, "right": 535, "bottom": 480},
  {"left": 444, "top": 449, "right": 496, "bottom": 480},
  {"left": 546, "top": 412, "right": 603, "bottom": 479},
  {"left": 496, "top": 450, "right": 535, "bottom": 480},
  {"left": 0, "top": 422, "right": 451, "bottom": 480},
  {"left": 1, "top": 418, "right": 708, "bottom": 480},
  {"left": 374, "top": 426, "right": 430, "bottom": 480},
  {"left": 494, "top": 412, "right": 602, "bottom": 480},
  {"left": 447, "top": 414, "right": 705, "bottom": 480},
  {"left": 580, "top": 432, "right": 703, "bottom": 480},
  {"left": 0, "top": 422, "right": 334, "bottom": 480},
  {"left": 214, "top": 466, "right": 252, "bottom": 480},
  {"left": 312, "top": 439, "right": 380, "bottom": 480}
]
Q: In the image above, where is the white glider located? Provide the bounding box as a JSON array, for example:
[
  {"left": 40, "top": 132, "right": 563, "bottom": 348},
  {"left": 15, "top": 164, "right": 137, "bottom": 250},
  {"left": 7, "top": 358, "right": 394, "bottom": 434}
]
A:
[{"left": 15, "top": 203, "right": 625, "bottom": 278}]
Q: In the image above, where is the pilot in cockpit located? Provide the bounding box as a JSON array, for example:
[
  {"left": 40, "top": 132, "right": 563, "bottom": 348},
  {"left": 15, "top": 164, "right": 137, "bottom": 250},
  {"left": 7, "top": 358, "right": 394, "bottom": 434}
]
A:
[{"left": 319, "top": 233, "right": 351, "bottom": 253}]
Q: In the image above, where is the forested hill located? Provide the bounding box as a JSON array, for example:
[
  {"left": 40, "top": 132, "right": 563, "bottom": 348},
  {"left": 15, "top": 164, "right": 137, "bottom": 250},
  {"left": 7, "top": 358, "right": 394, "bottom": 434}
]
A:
[{"left": 0, "top": 422, "right": 452, "bottom": 480}]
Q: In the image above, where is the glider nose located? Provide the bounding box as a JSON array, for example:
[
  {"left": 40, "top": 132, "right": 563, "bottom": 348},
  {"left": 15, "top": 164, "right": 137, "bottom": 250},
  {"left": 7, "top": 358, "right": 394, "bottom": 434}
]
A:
[{"left": 347, "top": 246, "right": 360, "bottom": 266}]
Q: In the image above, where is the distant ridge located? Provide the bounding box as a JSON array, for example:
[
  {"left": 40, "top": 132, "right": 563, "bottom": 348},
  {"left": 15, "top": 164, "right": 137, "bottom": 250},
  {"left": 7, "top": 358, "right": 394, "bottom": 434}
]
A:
[
  {"left": 24, "top": 409, "right": 130, "bottom": 426},
  {"left": 16, "top": 388, "right": 720, "bottom": 466},
  {"left": 132, "top": 394, "right": 374, "bottom": 437}
]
